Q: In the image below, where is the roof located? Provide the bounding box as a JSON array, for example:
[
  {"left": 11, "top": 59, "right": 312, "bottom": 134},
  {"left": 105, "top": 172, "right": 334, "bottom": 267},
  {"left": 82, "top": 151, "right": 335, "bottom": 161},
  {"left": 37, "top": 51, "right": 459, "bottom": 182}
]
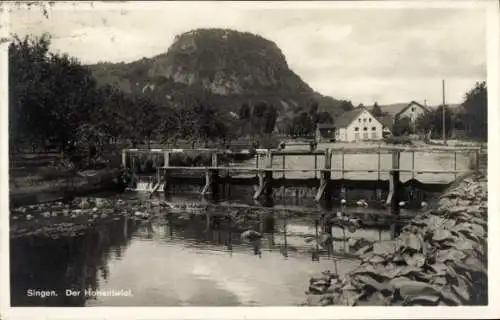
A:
[
  {"left": 380, "top": 101, "right": 429, "bottom": 116},
  {"left": 334, "top": 107, "right": 366, "bottom": 128},
  {"left": 376, "top": 115, "right": 395, "bottom": 130},
  {"left": 394, "top": 101, "right": 430, "bottom": 117}
]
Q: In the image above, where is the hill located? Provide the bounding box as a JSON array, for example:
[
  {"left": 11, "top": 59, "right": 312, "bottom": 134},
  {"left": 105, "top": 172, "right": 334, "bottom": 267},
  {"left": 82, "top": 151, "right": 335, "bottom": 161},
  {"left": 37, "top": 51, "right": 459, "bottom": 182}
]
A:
[{"left": 88, "top": 28, "right": 346, "bottom": 119}]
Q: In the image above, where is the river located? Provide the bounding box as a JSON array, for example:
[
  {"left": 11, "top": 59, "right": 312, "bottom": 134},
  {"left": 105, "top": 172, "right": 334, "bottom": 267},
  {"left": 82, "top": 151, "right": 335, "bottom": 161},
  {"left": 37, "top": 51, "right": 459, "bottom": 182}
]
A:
[
  {"left": 11, "top": 189, "right": 407, "bottom": 307},
  {"left": 10, "top": 147, "right": 467, "bottom": 307}
]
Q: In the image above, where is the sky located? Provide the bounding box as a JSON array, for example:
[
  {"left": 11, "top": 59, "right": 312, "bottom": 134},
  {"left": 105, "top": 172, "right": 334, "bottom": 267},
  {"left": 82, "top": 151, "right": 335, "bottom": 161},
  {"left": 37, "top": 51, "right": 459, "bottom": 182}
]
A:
[{"left": 7, "top": 1, "right": 488, "bottom": 106}]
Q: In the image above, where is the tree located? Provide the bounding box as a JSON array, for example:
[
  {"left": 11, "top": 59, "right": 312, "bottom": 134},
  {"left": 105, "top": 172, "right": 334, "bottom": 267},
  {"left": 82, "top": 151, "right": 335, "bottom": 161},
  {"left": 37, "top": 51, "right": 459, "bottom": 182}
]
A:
[
  {"left": 290, "top": 112, "right": 314, "bottom": 137},
  {"left": 339, "top": 100, "right": 354, "bottom": 111},
  {"left": 9, "top": 33, "right": 100, "bottom": 155},
  {"left": 415, "top": 112, "right": 435, "bottom": 140},
  {"left": 414, "top": 106, "right": 452, "bottom": 139},
  {"left": 462, "top": 81, "right": 487, "bottom": 140},
  {"left": 308, "top": 102, "right": 319, "bottom": 116},
  {"left": 393, "top": 116, "right": 413, "bottom": 136},
  {"left": 9, "top": 33, "right": 53, "bottom": 151},
  {"left": 317, "top": 111, "right": 333, "bottom": 124},
  {"left": 263, "top": 104, "right": 278, "bottom": 134},
  {"left": 238, "top": 102, "right": 251, "bottom": 120},
  {"left": 135, "top": 95, "right": 161, "bottom": 148},
  {"left": 372, "top": 102, "right": 383, "bottom": 117}
]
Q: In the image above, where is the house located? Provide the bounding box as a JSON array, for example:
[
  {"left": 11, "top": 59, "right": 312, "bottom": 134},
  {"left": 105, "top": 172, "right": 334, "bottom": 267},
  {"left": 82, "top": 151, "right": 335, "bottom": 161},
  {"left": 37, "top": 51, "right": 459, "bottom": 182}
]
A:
[
  {"left": 333, "top": 107, "right": 384, "bottom": 142},
  {"left": 315, "top": 123, "right": 336, "bottom": 142},
  {"left": 380, "top": 101, "right": 430, "bottom": 129}
]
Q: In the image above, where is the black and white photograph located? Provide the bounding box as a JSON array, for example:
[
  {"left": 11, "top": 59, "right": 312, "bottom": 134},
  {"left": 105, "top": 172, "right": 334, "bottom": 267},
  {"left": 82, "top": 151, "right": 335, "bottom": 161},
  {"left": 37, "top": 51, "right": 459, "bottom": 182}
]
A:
[{"left": 0, "top": 0, "right": 497, "bottom": 318}]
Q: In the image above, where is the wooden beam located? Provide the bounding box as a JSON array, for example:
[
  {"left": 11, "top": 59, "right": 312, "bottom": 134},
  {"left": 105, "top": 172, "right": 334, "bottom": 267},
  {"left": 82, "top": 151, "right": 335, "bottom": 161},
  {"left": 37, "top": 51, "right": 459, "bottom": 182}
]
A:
[
  {"left": 315, "top": 148, "right": 332, "bottom": 201},
  {"left": 121, "top": 150, "right": 127, "bottom": 168}
]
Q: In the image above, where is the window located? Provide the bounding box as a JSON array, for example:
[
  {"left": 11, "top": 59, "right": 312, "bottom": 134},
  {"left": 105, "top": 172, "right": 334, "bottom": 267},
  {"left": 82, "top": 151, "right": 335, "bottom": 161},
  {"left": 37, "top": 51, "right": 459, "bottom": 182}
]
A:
[
  {"left": 372, "top": 126, "right": 376, "bottom": 131},
  {"left": 411, "top": 107, "right": 415, "bottom": 112},
  {"left": 369, "top": 118, "right": 372, "bottom": 122},
  {"left": 363, "top": 132, "right": 368, "bottom": 139},
  {"left": 355, "top": 132, "right": 360, "bottom": 140},
  {"left": 363, "top": 127, "right": 368, "bottom": 131},
  {"left": 358, "top": 118, "right": 361, "bottom": 122},
  {"left": 355, "top": 127, "right": 359, "bottom": 131},
  {"left": 363, "top": 118, "right": 367, "bottom": 123},
  {"left": 371, "top": 132, "right": 377, "bottom": 139}
]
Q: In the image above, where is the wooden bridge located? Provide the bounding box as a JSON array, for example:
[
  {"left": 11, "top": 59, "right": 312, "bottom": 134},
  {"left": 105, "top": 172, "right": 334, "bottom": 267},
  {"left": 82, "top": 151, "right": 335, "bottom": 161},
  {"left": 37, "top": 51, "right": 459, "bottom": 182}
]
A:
[{"left": 121, "top": 146, "right": 484, "bottom": 210}]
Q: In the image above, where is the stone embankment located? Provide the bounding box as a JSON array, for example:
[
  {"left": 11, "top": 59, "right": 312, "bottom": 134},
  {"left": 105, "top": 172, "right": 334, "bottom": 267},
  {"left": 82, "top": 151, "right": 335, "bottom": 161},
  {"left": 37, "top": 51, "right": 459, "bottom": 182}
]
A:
[{"left": 305, "top": 173, "right": 487, "bottom": 306}]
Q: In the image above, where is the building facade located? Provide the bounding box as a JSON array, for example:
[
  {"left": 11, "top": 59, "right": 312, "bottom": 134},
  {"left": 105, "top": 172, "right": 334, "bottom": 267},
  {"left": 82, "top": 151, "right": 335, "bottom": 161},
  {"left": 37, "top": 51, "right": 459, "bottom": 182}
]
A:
[
  {"left": 394, "top": 101, "right": 429, "bottom": 128},
  {"left": 334, "top": 108, "right": 384, "bottom": 142}
]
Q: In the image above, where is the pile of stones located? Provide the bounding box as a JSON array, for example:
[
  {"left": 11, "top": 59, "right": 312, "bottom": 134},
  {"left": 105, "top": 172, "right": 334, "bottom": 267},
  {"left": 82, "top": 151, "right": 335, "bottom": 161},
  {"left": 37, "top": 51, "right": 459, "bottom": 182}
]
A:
[{"left": 306, "top": 173, "right": 487, "bottom": 306}]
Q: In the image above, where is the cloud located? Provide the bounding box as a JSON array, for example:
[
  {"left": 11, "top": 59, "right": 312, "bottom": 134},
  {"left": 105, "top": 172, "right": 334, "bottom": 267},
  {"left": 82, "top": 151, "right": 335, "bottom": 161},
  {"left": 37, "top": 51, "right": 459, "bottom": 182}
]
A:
[{"left": 8, "top": 3, "right": 487, "bottom": 104}]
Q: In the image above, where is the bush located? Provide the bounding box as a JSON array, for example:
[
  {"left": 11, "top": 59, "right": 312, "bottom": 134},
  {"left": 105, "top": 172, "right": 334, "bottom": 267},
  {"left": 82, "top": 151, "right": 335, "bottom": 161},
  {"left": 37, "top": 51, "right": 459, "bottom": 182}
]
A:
[{"left": 384, "top": 136, "right": 413, "bottom": 145}]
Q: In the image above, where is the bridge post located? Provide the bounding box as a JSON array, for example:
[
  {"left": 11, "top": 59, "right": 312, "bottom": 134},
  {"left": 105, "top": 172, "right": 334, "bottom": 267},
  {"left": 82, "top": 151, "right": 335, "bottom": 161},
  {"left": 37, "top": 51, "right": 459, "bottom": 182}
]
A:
[
  {"left": 340, "top": 149, "right": 347, "bottom": 200},
  {"left": 202, "top": 152, "right": 219, "bottom": 198},
  {"left": 211, "top": 152, "right": 220, "bottom": 199},
  {"left": 315, "top": 148, "right": 332, "bottom": 201},
  {"left": 387, "top": 150, "right": 401, "bottom": 239},
  {"left": 264, "top": 150, "right": 274, "bottom": 197},
  {"left": 122, "top": 150, "right": 127, "bottom": 168},
  {"left": 163, "top": 151, "right": 170, "bottom": 195},
  {"left": 253, "top": 150, "right": 273, "bottom": 199},
  {"left": 375, "top": 148, "right": 383, "bottom": 201}
]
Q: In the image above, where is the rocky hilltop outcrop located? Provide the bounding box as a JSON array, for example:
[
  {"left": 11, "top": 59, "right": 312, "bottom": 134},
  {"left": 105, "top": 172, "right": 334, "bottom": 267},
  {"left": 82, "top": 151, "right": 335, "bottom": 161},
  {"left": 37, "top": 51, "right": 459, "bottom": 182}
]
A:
[
  {"left": 305, "top": 173, "right": 487, "bottom": 306},
  {"left": 88, "top": 28, "right": 344, "bottom": 117},
  {"left": 147, "top": 28, "right": 311, "bottom": 96}
]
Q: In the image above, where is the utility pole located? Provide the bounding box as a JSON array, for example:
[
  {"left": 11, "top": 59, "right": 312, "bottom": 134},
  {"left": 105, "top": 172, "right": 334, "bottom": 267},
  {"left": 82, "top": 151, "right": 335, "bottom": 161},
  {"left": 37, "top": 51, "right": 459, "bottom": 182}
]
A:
[{"left": 442, "top": 79, "right": 447, "bottom": 145}]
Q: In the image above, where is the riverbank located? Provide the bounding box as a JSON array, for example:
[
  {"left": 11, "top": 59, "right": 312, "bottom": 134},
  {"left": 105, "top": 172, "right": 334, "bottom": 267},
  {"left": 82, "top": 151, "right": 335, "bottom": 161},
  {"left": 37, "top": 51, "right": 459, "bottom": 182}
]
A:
[
  {"left": 304, "top": 172, "right": 487, "bottom": 306},
  {"left": 10, "top": 168, "right": 121, "bottom": 207}
]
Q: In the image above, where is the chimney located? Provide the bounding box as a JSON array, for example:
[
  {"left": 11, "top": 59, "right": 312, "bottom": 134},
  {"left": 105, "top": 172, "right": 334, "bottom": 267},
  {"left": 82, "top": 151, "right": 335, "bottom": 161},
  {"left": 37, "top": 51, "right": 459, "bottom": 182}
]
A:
[{"left": 424, "top": 99, "right": 427, "bottom": 107}]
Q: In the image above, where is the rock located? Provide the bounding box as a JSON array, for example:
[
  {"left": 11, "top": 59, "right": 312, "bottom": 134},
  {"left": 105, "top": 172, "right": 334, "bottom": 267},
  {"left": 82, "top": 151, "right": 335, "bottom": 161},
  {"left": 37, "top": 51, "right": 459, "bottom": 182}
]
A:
[
  {"left": 42, "top": 211, "right": 51, "bottom": 218},
  {"left": 100, "top": 213, "right": 108, "bottom": 219},
  {"left": 134, "top": 211, "right": 145, "bottom": 217},
  {"left": 436, "top": 248, "right": 466, "bottom": 263},
  {"left": 102, "top": 208, "right": 114, "bottom": 215},
  {"left": 403, "top": 252, "right": 426, "bottom": 268},
  {"left": 403, "top": 295, "right": 440, "bottom": 306},
  {"left": 432, "top": 229, "right": 453, "bottom": 242},
  {"left": 241, "top": 229, "right": 262, "bottom": 242},
  {"left": 372, "top": 241, "right": 397, "bottom": 256},
  {"left": 389, "top": 277, "right": 441, "bottom": 297},
  {"left": 26, "top": 214, "right": 34, "bottom": 221},
  {"left": 94, "top": 198, "right": 109, "bottom": 208},
  {"left": 79, "top": 198, "right": 92, "bottom": 209},
  {"left": 400, "top": 232, "right": 422, "bottom": 252}
]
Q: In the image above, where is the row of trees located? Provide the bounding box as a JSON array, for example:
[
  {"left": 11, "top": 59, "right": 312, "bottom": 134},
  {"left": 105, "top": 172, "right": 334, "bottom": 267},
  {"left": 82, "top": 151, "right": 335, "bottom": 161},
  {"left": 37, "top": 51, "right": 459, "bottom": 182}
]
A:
[
  {"left": 9, "top": 34, "right": 232, "bottom": 167},
  {"left": 277, "top": 102, "right": 335, "bottom": 137}
]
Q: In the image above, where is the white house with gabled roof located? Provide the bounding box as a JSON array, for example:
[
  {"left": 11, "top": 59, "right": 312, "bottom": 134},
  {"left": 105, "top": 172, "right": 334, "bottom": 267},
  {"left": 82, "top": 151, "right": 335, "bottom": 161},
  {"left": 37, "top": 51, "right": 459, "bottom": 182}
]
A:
[{"left": 333, "top": 107, "right": 384, "bottom": 142}]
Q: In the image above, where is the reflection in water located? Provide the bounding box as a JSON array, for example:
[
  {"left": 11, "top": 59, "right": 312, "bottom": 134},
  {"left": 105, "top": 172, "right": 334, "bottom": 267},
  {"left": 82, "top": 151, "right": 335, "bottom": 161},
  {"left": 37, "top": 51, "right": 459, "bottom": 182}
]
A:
[
  {"left": 11, "top": 194, "right": 407, "bottom": 306},
  {"left": 10, "top": 216, "right": 138, "bottom": 306}
]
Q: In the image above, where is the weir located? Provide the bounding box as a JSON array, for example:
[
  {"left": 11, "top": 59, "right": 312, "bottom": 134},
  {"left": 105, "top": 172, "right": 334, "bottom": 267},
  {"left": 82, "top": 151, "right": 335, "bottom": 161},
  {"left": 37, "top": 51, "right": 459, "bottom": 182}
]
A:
[{"left": 121, "top": 146, "right": 484, "bottom": 207}]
